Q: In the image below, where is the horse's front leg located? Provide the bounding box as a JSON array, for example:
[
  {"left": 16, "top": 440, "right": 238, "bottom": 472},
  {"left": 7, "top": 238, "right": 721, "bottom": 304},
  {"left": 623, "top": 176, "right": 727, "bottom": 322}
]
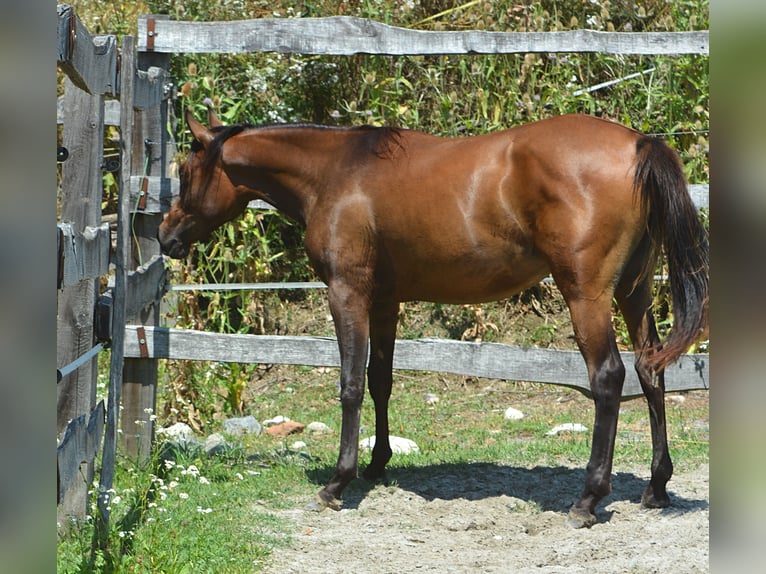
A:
[
  {"left": 362, "top": 300, "right": 400, "bottom": 483},
  {"left": 315, "top": 282, "right": 370, "bottom": 510}
]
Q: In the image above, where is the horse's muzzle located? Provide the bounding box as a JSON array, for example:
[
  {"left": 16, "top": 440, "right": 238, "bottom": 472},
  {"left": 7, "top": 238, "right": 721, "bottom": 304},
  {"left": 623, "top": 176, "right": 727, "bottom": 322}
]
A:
[{"left": 157, "top": 228, "right": 189, "bottom": 259}]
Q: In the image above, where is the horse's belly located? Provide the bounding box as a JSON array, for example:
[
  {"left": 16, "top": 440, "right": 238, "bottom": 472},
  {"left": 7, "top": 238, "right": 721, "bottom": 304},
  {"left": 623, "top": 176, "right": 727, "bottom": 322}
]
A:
[{"left": 390, "top": 255, "right": 550, "bottom": 304}]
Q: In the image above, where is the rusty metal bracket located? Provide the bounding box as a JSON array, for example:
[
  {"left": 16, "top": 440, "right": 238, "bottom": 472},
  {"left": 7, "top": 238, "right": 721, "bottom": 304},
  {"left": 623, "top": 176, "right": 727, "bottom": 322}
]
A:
[
  {"left": 138, "top": 177, "right": 149, "bottom": 210},
  {"left": 136, "top": 326, "right": 149, "bottom": 358},
  {"left": 145, "top": 18, "right": 156, "bottom": 51},
  {"left": 68, "top": 7, "right": 77, "bottom": 61}
]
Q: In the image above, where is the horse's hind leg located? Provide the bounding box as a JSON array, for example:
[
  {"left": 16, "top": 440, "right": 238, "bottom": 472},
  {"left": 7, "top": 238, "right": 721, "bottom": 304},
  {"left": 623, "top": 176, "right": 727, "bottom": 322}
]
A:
[
  {"left": 362, "top": 300, "right": 399, "bottom": 483},
  {"left": 616, "top": 272, "right": 673, "bottom": 509},
  {"left": 560, "top": 290, "right": 626, "bottom": 528}
]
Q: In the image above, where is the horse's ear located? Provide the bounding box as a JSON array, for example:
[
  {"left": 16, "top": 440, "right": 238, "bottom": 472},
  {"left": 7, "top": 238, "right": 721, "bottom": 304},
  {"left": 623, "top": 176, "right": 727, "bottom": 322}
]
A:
[
  {"left": 207, "top": 106, "right": 224, "bottom": 127},
  {"left": 186, "top": 108, "right": 214, "bottom": 149}
]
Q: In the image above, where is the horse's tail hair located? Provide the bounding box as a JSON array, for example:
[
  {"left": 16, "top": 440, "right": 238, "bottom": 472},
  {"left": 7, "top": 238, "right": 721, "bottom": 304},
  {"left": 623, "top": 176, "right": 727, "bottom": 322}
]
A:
[{"left": 634, "top": 136, "right": 709, "bottom": 371}]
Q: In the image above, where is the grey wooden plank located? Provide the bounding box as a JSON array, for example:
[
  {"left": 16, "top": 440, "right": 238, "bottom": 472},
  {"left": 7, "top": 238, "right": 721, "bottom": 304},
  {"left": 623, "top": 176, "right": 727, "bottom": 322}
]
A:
[
  {"left": 133, "top": 66, "right": 170, "bottom": 111},
  {"left": 124, "top": 255, "right": 169, "bottom": 322},
  {"left": 57, "top": 401, "right": 105, "bottom": 504},
  {"left": 58, "top": 222, "right": 111, "bottom": 286},
  {"left": 57, "top": 50, "right": 106, "bottom": 529},
  {"left": 124, "top": 327, "right": 709, "bottom": 399},
  {"left": 138, "top": 16, "right": 708, "bottom": 56},
  {"left": 57, "top": 80, "right": 104, "bottom": 443},
  {"left": 57, "top": 4, "right": 118, "bottom": 94},
  {"left": 59, "top": 96, "right": 120, "bottom": 125},
  {"left": 97, "top": 35, "right": 136, "bottom": 544}
]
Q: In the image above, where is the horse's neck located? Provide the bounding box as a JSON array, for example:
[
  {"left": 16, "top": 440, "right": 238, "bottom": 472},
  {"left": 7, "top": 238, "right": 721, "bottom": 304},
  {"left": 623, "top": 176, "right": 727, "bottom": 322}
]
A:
[{"left": 226, "top": 127, "right": 342, "bottom": 224}]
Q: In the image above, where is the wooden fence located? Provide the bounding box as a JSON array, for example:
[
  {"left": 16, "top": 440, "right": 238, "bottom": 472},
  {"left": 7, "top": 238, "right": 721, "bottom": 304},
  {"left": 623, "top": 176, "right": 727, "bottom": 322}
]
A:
[
  {"left": 56, "top": 4, "right": 173, "bottom": 533},
  {"left": 56, "top": 5, "right": 709, "bottom": 529}
]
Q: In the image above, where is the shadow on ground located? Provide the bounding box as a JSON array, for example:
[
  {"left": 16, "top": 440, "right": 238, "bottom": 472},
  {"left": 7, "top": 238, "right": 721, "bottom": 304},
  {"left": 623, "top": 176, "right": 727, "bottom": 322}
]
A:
[{"left": 306, "top": 461, "right": 708, "bottom": 520}]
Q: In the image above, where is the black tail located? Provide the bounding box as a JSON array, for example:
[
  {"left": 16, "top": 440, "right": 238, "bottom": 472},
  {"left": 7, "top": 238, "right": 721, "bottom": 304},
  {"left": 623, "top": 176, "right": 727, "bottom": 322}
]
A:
[{"left": 634, "top": 136, "right": 709, "bottom": 370}]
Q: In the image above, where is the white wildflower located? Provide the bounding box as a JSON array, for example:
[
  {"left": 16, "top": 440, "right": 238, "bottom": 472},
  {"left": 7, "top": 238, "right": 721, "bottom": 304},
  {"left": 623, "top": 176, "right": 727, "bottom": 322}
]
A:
[{"left": 182, "top": 465, "right": 200, "bottom": 477}]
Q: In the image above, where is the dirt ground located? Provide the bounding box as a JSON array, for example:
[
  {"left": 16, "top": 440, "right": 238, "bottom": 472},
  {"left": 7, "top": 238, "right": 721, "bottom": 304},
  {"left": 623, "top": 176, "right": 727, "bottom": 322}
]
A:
[
  {"left": 176, "top": 288, "right": 706, "bottom": 573},
  {"left": 243, "top": 292, "right": 708, "bottom": 573},
  {"left": 259, "top": 460, "right": 708, "bottom": 574}
]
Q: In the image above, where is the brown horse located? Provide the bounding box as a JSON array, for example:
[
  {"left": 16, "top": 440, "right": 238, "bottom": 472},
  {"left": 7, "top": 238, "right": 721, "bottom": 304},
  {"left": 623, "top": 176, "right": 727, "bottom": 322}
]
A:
[{"left": 159, "top": 110, "right": 708, "bottom": 528}]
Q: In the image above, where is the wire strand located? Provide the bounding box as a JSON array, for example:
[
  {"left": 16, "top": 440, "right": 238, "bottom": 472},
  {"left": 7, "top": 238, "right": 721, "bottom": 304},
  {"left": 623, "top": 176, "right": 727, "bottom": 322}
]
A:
[{"left": 131, "top": 152, "right": 150, "bottom": 267}]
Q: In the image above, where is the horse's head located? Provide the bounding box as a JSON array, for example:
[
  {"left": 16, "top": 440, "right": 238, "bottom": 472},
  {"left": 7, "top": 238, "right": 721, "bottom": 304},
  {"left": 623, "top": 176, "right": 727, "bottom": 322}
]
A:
[{"left": 158, "top": 109, "right": 244, "bottom": 259}]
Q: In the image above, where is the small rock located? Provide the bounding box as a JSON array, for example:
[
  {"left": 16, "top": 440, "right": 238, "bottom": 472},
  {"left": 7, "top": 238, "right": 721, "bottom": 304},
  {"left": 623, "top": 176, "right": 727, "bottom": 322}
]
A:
[
  {"left": 291, "top": 441, "right": 307, "bottom": 450},
  {"left": 266, "top": 421, "right": 305, "bottom": 437},
  {"left": 263, "top": 415, "right": 291, "bottom": 427},
  {"left": 546, "top": 423, "right": 588, "bottom": 436},
  {"left": 306, "top": 421, "right": 332, "bottom": 435},
  {"left": 504, "top": 407, "right": 525, "bottom": 420},
  {"left": 222, "top": 415, "right": 262, "bottom": 436},
  {"left": 360, "top": 435, "right": 419, "bottom": 455},
  {"left": 424, "top": 393, "right": 439, "bottom": 405},
  {"left": 204, "top": 433, "right": 230, "bottom": 456}
]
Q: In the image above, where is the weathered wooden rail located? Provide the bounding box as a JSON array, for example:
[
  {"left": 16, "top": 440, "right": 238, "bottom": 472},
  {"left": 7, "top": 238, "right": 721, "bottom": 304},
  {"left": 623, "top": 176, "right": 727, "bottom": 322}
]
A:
[
  {"left": 137, "top": 15, "right": 708, "bottom": 55},
  {"left": 124, "top": 327, "right": 708, "bottom": 400}
]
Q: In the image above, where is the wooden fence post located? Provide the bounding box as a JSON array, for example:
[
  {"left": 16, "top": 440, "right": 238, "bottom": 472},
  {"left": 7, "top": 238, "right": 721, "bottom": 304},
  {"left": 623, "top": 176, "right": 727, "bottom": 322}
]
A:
[
  {"left": 121, "top": 22, "right": 173, "bottom": 462},
  {"left": 56, "top": 77, "right": 104, "bottom": 525},
  {"left": 96, "top": 34, "right": 135, "bottom": 547}
]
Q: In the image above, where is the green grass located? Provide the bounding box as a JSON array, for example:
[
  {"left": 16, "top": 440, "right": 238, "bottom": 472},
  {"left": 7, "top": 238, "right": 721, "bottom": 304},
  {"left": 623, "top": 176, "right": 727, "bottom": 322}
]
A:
[{"left": 58, "top": 367, "right": 708, "bottom": 572}]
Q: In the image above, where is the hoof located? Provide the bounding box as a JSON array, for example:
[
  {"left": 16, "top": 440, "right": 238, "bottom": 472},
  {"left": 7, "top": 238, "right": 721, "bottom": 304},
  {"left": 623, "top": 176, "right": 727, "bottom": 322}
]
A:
[
  {"left": 566, "top": 506, "right": 597, "bottom": 529},
  {"left": 305, "top": 493, "right": 343, "bottom": 512},
  {"left": 362, "top": 467, "right": 388, "bottom": 484},
  {"left": 641, "top": 486, "right": 670, "bottom": 509}
]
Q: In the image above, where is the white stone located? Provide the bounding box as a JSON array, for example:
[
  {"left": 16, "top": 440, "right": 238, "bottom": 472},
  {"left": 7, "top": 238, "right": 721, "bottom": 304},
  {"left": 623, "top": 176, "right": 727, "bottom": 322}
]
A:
[
  {"left": 504, "top": 407, "right": 525, "bottom": 420},
  {"left": 546, "top": 423, "right": 588, "bottom": 436},
  {"left": 263, "top": 415, "right": 291, "bottom": 427},
  {"left": 306, "top": 421, "right": 332, "bottom": 434},
  {"left": 222, "top": 415, "right": 262, "bottom": 436},
  {"left": 360, "top": 435, "right": 419, "bottom": 455}
]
